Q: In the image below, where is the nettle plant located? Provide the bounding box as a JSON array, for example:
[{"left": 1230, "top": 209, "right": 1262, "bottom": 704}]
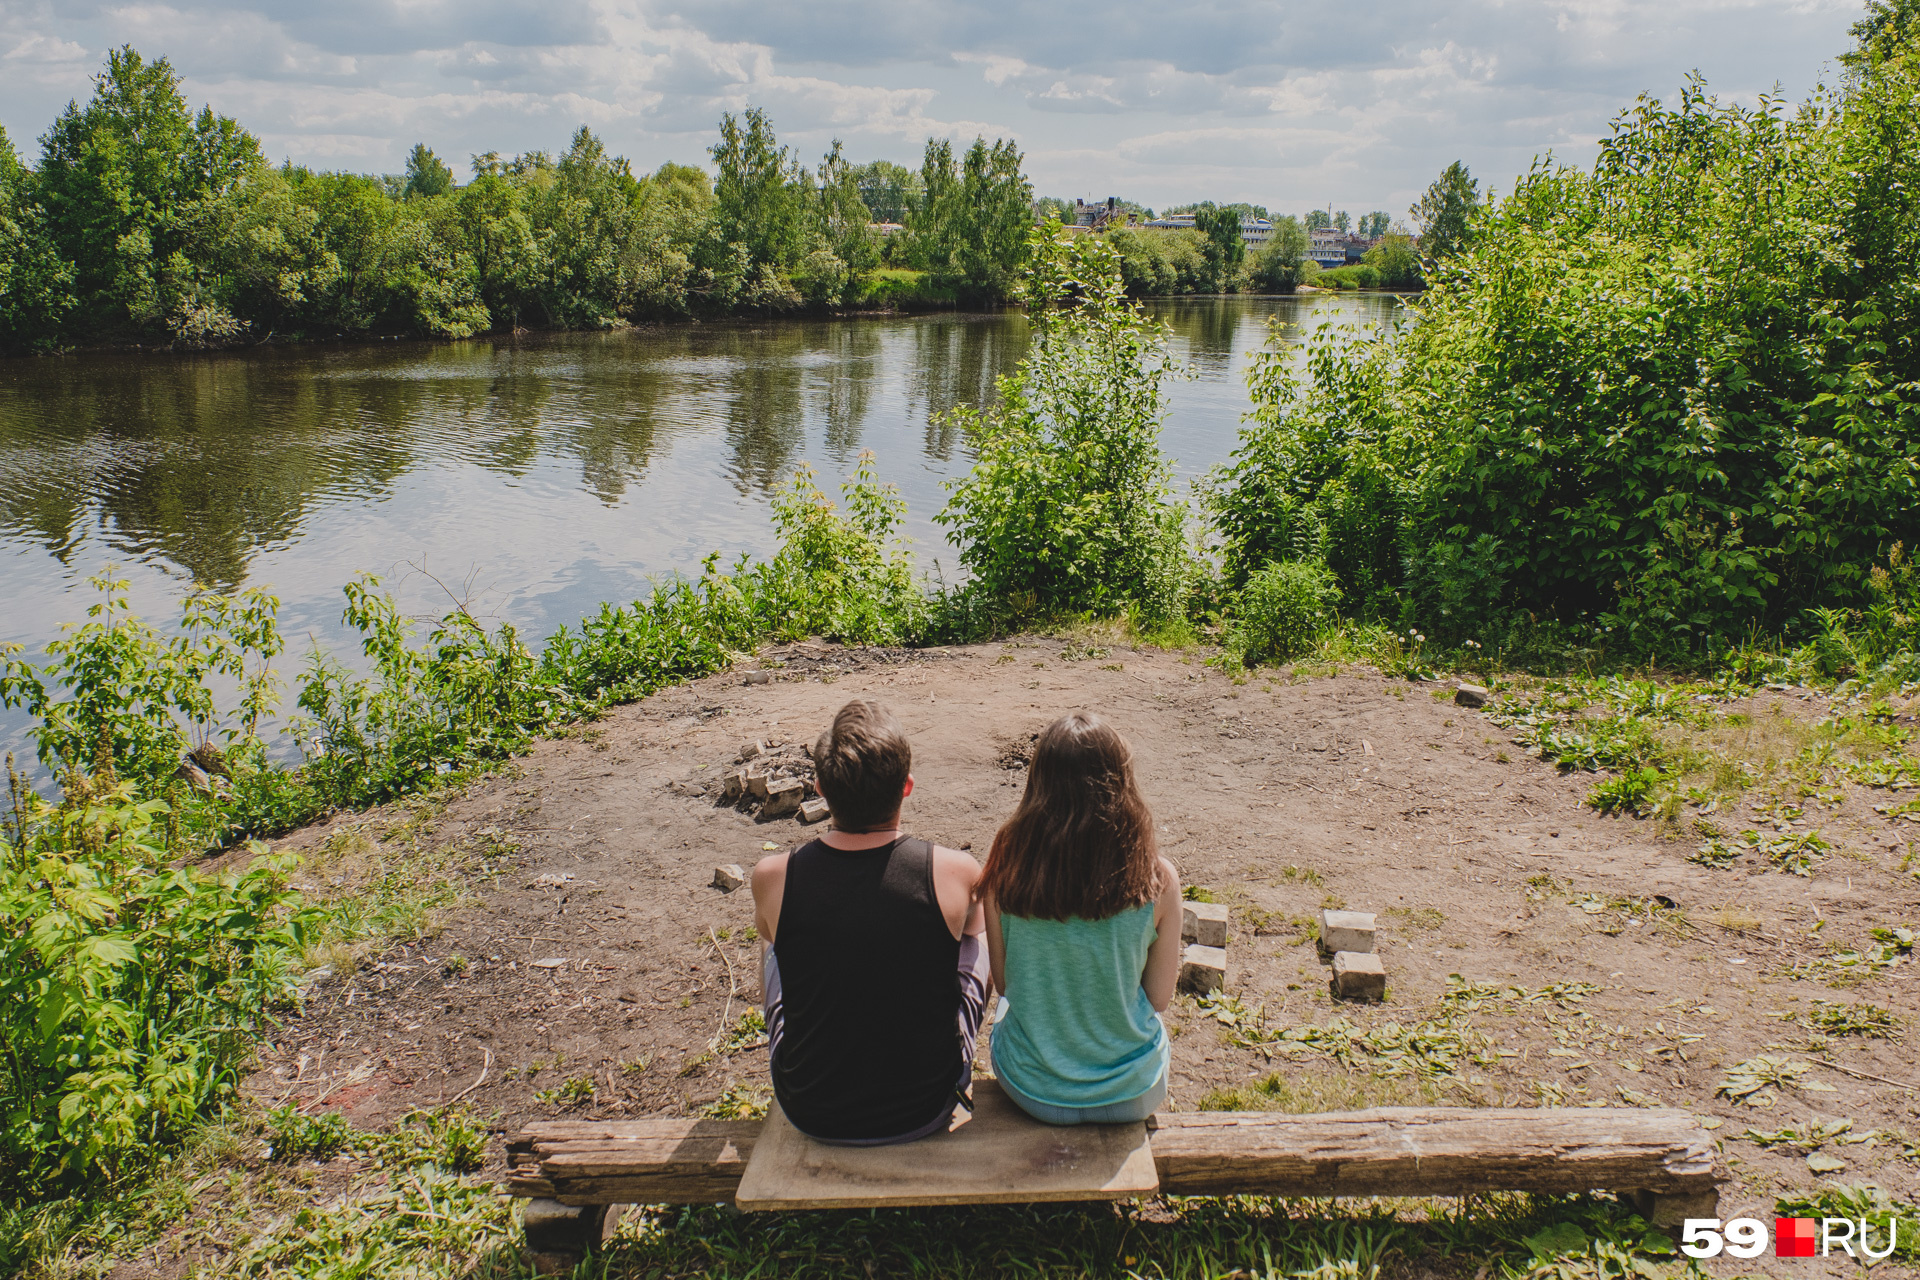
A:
[{"left": 0, "top": 745, "right": 309, "bottom": 1191}]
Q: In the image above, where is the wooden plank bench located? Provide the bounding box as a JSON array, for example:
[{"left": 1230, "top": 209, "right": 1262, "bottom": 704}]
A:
[{"left": 507, "top": 1103, "right": 1723, "bottom": 1272}]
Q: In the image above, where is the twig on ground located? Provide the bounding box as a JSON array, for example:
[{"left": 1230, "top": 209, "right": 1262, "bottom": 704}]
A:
[
  {"left": 1819, "top": 1059, "right": 1918, "bottom": 1092},
  {"left": 448, "top": 1048, "right": 495, "bottom": 1104},
  {"left": 708, "top": 927, "right": 740, "bottom": 1049}
]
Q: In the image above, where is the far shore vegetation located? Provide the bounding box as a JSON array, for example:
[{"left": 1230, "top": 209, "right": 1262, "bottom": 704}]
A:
[
  {"left": 4, "top": 1, "right": 1920, "bottom": 1276},
  {"left": 0, "top": 46, "right": 1440, "bottom": 358}
]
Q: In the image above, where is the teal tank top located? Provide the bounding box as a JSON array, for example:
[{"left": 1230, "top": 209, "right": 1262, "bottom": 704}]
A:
[{"left": 992, "top": 901, "right": 1169, "bottom": 1109}]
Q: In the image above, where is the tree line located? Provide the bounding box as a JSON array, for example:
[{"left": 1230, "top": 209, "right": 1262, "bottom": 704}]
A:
[
  {"left": 0, "top": 48, "right": 1036, "bottom": 353},
  {"left": 0, "top": 44, "right": 1485, "bottom": 354}
]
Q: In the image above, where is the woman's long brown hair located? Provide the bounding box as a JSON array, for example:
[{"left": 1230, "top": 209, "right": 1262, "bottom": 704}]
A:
[{"left": 979, "top": 713, "right": 1159, "bottom": 921}]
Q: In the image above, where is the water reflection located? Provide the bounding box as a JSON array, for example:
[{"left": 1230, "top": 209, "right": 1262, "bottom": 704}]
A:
[{"left": 0, "top": 293, "right": 1404, "bottom": 657}]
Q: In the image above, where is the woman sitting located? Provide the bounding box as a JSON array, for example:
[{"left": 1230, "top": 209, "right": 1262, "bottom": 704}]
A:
[{"left": 980, "top": 712, "right": 1182, "bottom": 1125}]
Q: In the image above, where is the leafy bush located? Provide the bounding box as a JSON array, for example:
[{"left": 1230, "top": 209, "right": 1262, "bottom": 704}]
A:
[
  {"left": 937, "top": 222, "right": 1193, "bottom": 621},
  {"left": 0, "top": 756, "right": 308, "bottom": 1192},
  {"left": 1232, "top": 561, "right": 1341, "bottom": 665},
  {"left": 2, "top": 576, "right": 286, "bottom": 793},
  {"left": 1207, "top": 23, "right": 1920, "bottom": 653}
]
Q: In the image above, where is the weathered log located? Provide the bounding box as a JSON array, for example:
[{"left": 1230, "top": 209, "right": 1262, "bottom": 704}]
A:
[
  {"left": 506, "top": 1117, "right": 758, "bottom": 1207},
  {"left": 504, "top": 1106, "right": 1720, "bottom": 1209},
  {"left": 1146, "top": 1107, "right": 1720, "bottom": 1198}
]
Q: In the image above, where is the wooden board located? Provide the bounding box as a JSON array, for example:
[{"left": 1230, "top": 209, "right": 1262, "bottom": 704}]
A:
[
  {"left": 506, "top": 1118, "right": 758, "bottom": 1206},
  {"left": 732, "top": 1078, "right": 1160, "bottom": 1210},
  {"left": 1148, "top": 1107, "right": 1720, "bottom": 1198}
]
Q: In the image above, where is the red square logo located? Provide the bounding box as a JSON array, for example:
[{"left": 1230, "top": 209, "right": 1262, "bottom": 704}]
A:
[{"left": 1776, "top": 1218, "right": 1818, "bottom": 1258}]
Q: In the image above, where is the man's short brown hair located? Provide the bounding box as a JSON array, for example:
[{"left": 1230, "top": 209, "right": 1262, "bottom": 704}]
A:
[{"left": 813, "top": 700, "right": 911, "bottom": 832}]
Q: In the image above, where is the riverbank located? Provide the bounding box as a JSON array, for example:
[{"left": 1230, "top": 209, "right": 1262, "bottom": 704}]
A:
[{"left": 80, "top": 631, "right": 1918, "bottom": 1278}]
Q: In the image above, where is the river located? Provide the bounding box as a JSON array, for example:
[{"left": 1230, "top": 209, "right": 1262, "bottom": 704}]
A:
[{"left": 0, "top": 293, "right": 1403, "bottom": 759}]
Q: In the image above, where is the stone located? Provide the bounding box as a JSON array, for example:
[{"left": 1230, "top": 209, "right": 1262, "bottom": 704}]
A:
[
  {"left": 745, "top": 770, "right": 771, "bottom": 800},
  {"left": 1454, "top": 683, "right": 1489, "bottom": 708},
  {"left": 1181, "top": 901, "right": 1229, "bottom": 948},
  {"left": 1178, "top": 944, "right": 1227, "bottom": 995},
  {"left": 721, "top": 771, "right": 748, "bottom": 802},
  {"left": 711, "top": 864, "right": 747, "bottom": 893},
  {"left": 1319, "top": 909, "right": 1376, "bottom": 954},
  {"left": 745, "top": 670, "right": 773, "bottom": 686},
  {"left": 762, "top": 779, "right": 804, "bottom": 818},
  {"left": 1331, "top": 950, "right": 1387, "bottom": 1000},
  {"left": 799, "top": 797, "right": 831, "bottom": 824},
  {"left": 739, "top": 740, "right": 765, "bottom": 761}
]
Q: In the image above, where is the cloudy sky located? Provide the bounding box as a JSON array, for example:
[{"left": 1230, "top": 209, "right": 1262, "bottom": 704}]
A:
[{"left": 0, "top": 0, "right": 1863, "bottom": 217}]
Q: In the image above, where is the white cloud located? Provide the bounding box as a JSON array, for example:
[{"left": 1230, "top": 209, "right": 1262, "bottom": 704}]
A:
[{"left": 0, "top": 0, "right": 1859, "bottom": 205}]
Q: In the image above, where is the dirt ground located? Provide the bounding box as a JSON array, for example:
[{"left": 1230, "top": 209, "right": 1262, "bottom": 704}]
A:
[{"left": 249, "top": 635, "right": 1920, "bottom": 1239}]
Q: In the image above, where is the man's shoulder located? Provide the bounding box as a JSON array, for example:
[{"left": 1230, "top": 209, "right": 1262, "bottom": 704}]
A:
[
  {"left": 750, "top": 851, "right": 790, "bottom": 892},
  {"left": 926, "top": 840, "right": 982, "bottom": 880}
]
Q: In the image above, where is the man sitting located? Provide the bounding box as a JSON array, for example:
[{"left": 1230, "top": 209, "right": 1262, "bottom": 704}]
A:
[{"left": 750, "top": 699, "right": 987, "bottom": 1144}]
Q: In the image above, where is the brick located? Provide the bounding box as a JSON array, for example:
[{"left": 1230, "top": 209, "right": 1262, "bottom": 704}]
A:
[
  {"left": 762, "top": 779, "right": 805, "bottom": 818},
  {"left": 1455, "top": 683, "right": 1489, "bottom": 708},
  {"left": 721, "top": 771, "right": 748, "bottom": 802},
  {"left": 1332, "top": 950, "right": 1387, "bottom": 1000},
  {"left": 1181, "top": 901, "right": 1229, "bottom": 948},
  {"left": 711, "top": 864, "right": 747, "bottom": 893},
  {"left": 746, "top": 770, "right": 770, "bottom": 800},
  {"left": 1177, "top": 944, "right": 1227, "bottom": 995},
  {"left": 799, "top": 797, "right": 831, "bottom": 824},
  {"left": 1319, "top": 909, "right": 1376, "bottom": 954},
  {"left": 739, "top": 740, "right": 765, "bottom": 761}
]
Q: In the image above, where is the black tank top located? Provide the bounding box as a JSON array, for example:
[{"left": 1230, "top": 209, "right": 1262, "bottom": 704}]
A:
[{"left": 771, "top": 836, "right": 962, "bottom": 1140}]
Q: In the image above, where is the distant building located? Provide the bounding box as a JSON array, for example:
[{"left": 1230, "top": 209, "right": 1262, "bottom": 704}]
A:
[
  {"left": 1308, "top": 228, "right": 1379, "bottom": 266},
  {"left": 1144, "top": 213, "right": 1273, "bottom": 249},
  {"left": 1072, "top": 197, "right": 1126, "bottom": 231}
]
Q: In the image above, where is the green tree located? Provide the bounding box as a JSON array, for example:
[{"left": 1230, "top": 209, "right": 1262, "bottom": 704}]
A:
[
  {"left": 1361, "top": 233, "right": 1421, "bottom": 287},
  {"left": 852, "top": 160, "right": 920, "bottom": 223},
  {"left": 800, "top": 140, "right": 877, "bottom": 303},
  {"left": 1333, "top": 210, "right": 1351, "bottom": 231},
  {"left": 403, "top": 144, "right": 453, "bottom": 198},
  {"left": 35, "top": 47, "right": 262, "bottom": 337},
  {"left": 1845, "top": 0, "right": 1920, "bottom": 66},
  {"left": 1358, "top": 210, "right": 1392, "bottom": 237},
  {"left": 1304, "top": 208, "right": 1332, "bottom": 231},
  {"left": 1411, "top": 160, "right": 1479, "bottom": 261},
  {"left": 1193, "top": 203, "right": 1248, "bottom": 283},
  {"left": 0, "top": 124, "right": 78, "bottom": 351},
  {"left": 1247, "top": 216, "right": 1310, "bottom": 292},
  {"left": 709, "top": 107, "right": 803, "bottom": 273},
  {"left": 909, "top": 136, "right": 1032, "bottom": 300}
]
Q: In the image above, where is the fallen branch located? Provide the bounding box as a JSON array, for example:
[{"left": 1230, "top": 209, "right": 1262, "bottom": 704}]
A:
[{"left": 448, "top": 1048, "right": 495, "bottom": 1104}]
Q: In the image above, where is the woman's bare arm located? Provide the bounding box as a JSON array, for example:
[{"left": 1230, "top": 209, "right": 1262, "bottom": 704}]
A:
[
  {"left": 982, "top": 894, "right": 1008, "bottom": 997},
  {"left": 1141, "top": 856, "right": 1183, "bottom": 1012}
]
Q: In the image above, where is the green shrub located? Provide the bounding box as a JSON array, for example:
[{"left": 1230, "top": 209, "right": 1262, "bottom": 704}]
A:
[
  {"left": 0, "top": 757, "right": 309, "bottom": 1192},
  {"left": 1207, "top": 30, "right": 1920, "bottom": 653},
  {"left": 937, "top": 223, "right": 1192, "bottom": 622},
  {"left": 1233, "top": 561, "right": 1341, "bottom": 665}
]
